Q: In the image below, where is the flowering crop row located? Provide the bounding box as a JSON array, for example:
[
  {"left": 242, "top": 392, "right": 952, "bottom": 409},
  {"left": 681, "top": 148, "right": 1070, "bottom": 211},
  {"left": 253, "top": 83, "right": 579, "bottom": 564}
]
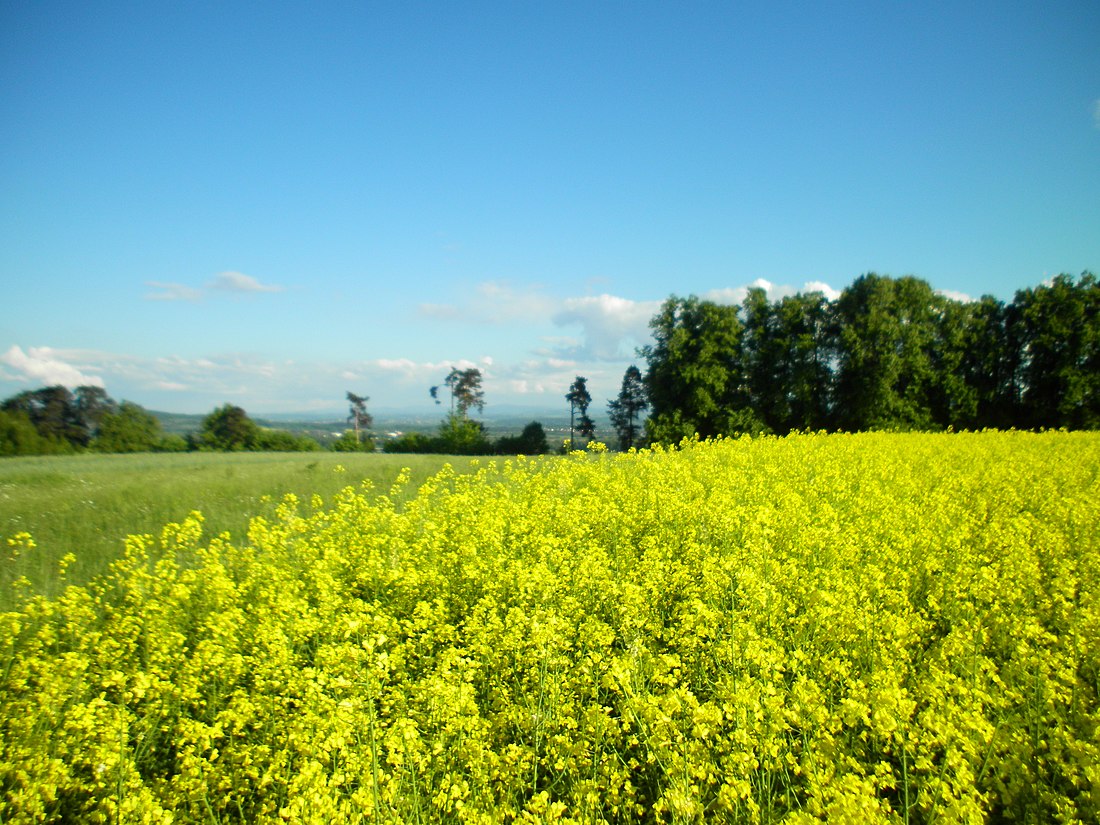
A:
[{"left": 2, "top": 432, "right": 1098, "bottom": 823}]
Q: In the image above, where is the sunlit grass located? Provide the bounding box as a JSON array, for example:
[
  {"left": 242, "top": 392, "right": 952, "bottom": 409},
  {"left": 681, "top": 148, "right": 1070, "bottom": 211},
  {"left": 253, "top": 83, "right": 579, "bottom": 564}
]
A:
[{"left": 0, "top": 451, "right": 471, "bottom": 607}]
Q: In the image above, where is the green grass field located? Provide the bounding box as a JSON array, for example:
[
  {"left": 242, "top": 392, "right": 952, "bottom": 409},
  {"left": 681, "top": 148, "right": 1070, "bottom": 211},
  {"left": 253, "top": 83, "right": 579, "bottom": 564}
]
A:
[{"left": 0, "top": 450, "right": 468, "bottom": 608}]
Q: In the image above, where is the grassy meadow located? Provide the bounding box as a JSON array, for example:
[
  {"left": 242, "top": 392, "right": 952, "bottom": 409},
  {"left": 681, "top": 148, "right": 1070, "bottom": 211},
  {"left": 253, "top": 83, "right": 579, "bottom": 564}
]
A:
[
  {"left": 2, "top": 431, "right": 1099, "bottom": 822},
  {"left": 0, "top": 451, "right": 467, "bottom": 608}
]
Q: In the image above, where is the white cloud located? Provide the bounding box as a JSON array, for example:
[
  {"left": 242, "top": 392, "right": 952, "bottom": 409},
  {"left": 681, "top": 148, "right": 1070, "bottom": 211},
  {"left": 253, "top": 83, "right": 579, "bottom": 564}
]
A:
[
  {"left": 936, "top": 289, "right": 976, "bottom": 303},
  {"left": 208, "top": 271, "right": 284, "bottom": 293},
  {"left": 704, "top": 278, "right": 840, "bottom": 305},
  {"left": 553, "top": 294, "right": 661, "bottom": 360},
  {"left": 144, "top": 281, "right": 203, "bottom": 302},
  {"left": 1, "top": 345, "right": 105, "bottom": 388},
  {"left": 803, "top": 281, "right": 841, "bottom": 301},
  {"left": 1093, "top": 99, "right": 1100, "bottom": 130},
  {"left": 143, "top": 272, "right": 283, "bottom": 302}
]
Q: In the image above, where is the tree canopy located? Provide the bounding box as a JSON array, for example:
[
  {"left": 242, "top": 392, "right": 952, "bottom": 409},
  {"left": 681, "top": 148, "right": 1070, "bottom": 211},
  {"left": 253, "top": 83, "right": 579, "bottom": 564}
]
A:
[{"left": 640, "top": 272, "right": 1099, "bottom": 442}]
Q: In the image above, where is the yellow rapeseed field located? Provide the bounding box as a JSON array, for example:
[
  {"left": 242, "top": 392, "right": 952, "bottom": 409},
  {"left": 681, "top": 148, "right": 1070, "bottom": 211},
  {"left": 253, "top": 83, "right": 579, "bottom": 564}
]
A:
[{"left": 2, "top": 431, "right": 1098, "bottom": 823}]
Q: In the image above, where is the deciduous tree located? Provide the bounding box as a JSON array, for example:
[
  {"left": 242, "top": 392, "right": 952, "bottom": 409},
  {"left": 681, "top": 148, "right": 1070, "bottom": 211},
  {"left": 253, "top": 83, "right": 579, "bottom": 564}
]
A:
[
  {"left": 831, "top": 274, "right": 938, "bottom": 431},
  {"left": 93, "top": 401, "right": 163, "bottom": 453},
  {"left": 641, "top": 296, "right": 754, "bottom": 441},
  {"left": 198, "top": 404, "right": 259, "bottom": 451},
  {"left": 1014, "top": 272, "right": 1100, "bottom": 429}
]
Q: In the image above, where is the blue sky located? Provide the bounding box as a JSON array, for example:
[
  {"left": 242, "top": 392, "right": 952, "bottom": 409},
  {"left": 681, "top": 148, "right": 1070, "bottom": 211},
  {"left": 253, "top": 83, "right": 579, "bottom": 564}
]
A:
[{"left": 2, "top": 1, "right": 1098, "bottom": 416}]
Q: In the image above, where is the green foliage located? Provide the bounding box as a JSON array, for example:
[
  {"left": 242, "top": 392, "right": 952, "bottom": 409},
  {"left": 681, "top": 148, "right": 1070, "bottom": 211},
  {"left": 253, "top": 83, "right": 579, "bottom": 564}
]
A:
[
  {"left": 832, "top": 274, "right": 940, "bottom": 431},
  {"left": 642, "top": 296, "right": 748, "bottom": 440},
  {"left": 565, "top": 375, "right": 596, "bottom": 449},
  {"left": 331, "top": 430, "right": 376, "bottom": 452},
  {"left": 92, "top": 401, "right": 164, "bottom": 453},
  {"left": 254, "top": 428, "right": 321, "bottom": 452},
  {"left": 495, "top": 421, "right": 549, "bottom": 455},
  {"left": 73, "top": 385, "right": 116, "bottom": 439},
  {"left": 0, "top": 409, "right": 73, "bottom": 456},
  {"left": 196, "top": 403, "right": 260, "bottom": 450},
  {"left": 642, "top": 272, "right": 1099, "bottom": 441},
  {"left": 1014, "top": 272, "right": 1100, "bottom": 429},
  {"left": 1, "top": 384, "right": 107, "bottom": 448},
  {"left": 192, "top": 405, "right": 319, "bottom": 452},
  {"left": 383, "top": 431, "right": 439, "bottom": 454},
  {"left": 157, "top": 433, "right": 189, "bottom": 453},
  {"left": 742, "top": 289, "right": 832, "bottom": 433},
  {"left": 607, "top": 365, "right": 648, "bottom": 450},
  {"left": 436, "top": 412, "right": 492, "bottom": 454}
]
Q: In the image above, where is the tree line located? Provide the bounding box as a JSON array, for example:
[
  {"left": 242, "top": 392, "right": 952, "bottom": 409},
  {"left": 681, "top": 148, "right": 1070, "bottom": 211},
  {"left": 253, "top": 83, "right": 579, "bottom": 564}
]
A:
[
  {"left": 640, "top": 272, "right": 1099, "bottom": 441},
  {"left": 0, "top": 369, "right": 553, "bottom": 457},
  {"left": 4, "top": 272, "right": 1094, "bottom": 456},
  {"left": 0, "top": 388, "right": 323, "bottom": 456}
]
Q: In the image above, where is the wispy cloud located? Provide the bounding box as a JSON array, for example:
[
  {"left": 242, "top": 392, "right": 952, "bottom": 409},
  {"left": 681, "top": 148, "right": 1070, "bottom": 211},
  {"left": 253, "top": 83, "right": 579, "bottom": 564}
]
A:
[
  {"left": 418, "top": 281, "right": 556, "bottom": 324},
  {"left": 208, "top": 271, "right": 284, "bottom": 293},
  {"left": 1093, "top": 99, "right": 1100, "bottom": 130},
  {"left": 0, "top": 345, "right": 105, "bottom": 388},
  {"left": 143, "top": 271, "right": 284, "bottom": 302}
]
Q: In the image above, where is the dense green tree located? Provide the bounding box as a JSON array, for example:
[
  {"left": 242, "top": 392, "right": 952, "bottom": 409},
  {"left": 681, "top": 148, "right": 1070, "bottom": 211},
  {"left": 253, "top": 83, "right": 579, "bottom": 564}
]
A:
[
  {"left": 640, "top": 273, "right": 1097, "bottom": 438},
  {"left": 253, "top": 429, "right": 321, "bottom": 451},
  {"left": 495, "top": 421, "right": 550, "bottom": 455},
  {"left": 383, "top": 432, "right": 437, "bottom": 454},
  {"left": 607, "top": 365, "right": 648, "bottom": 450},
  {"left": 158, "top": 433, "right": 189, "bottom": 453},
  {"left": 93, "top": 401, "right": 163, "bottom": 453},
  {"left": 740, "top": 287, "right": 783, "bottom": 432},
  {"left": 773, "top": 291, "right": 834, "bottom": 431},
  {"left": 437, "top": 412, "right": 492, "bottom": 454},
  {"left": 925, "top": 296, "right": 980, "bottom": 429},
  {"left": 831, "top": 275, "right": 939, "bottom": 431},
  {"left": 1014, "top": 273, "right": 1100, "bottom": 429},
  {"left": 642, "top": 296, "right": 757, "bottom": 442},
  {"left": 331, "top": 431, "right": 375, "bottom": 452},
  {"left": 197, "top": 404, "right": 260, "bottom": 451},
  {"left": 2, "top": 385, "right": 89, "bottom": 446},
  {"left": 74, "top": 385, "right": 116, "bottom": 442},
  {"left": 0, "top": 409, "right": 73, "bottom": 455},
  {"left": 943, "top": 295, "right": 1022, "bottom": 429}
]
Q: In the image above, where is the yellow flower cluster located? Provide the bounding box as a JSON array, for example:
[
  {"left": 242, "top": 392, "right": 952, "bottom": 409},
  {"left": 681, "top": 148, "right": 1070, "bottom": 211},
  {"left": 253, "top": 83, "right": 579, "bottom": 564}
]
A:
[{"left": 2, "top": 431, "right": 1099, "bottom": 823}]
